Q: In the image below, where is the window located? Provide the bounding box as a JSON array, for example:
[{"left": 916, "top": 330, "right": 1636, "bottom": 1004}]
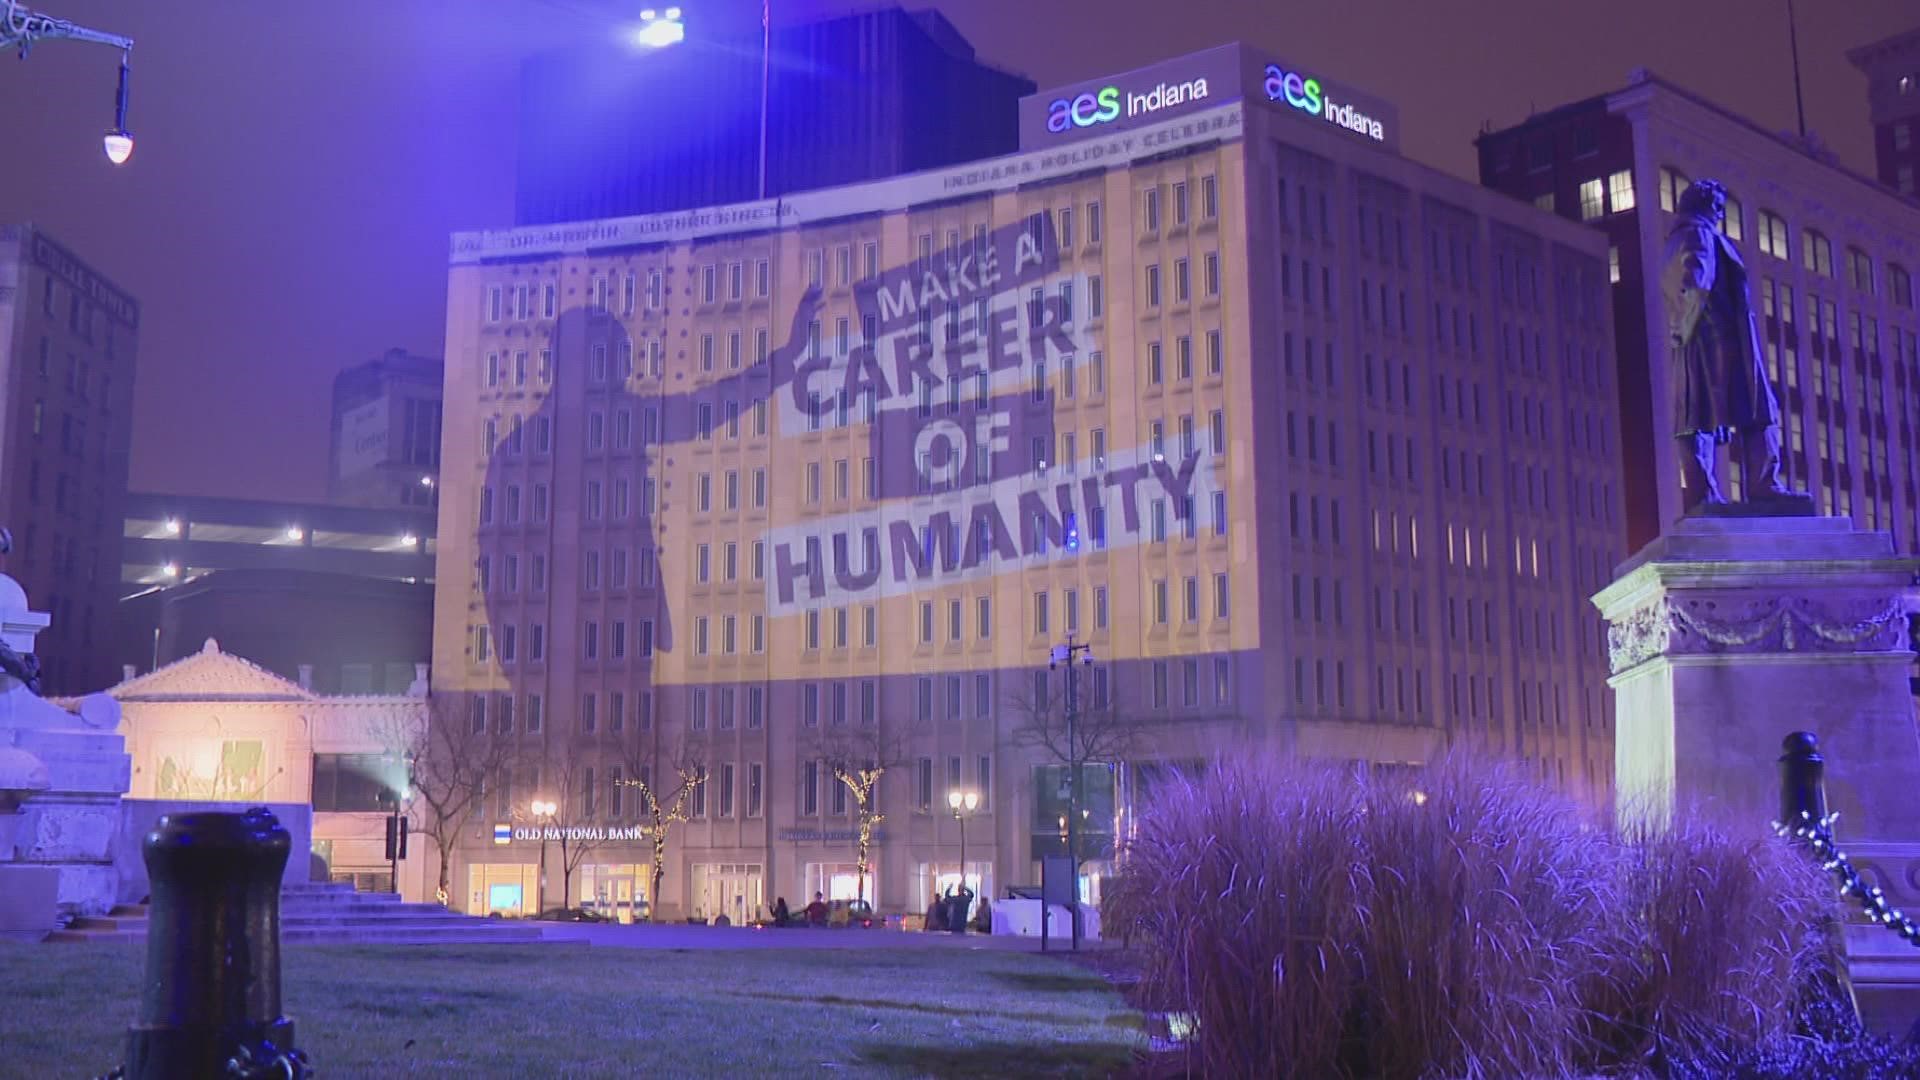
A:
[
  {"left": 1847, "top": 247, "right": 1874, "bottom": 294},
  {"left": 1801, "top": 229, "right": 1833, "bottom": 278},
  {"left": 1892, "top": 264, "right": 1913, "bottom": 309},
  {"left": 1658, "top": 166, "right": 1689, "bottom": 213},
  {"left": 1606, "top": 169, "right": 1634, "bottom": 213},
  {"left": 1758, "top": 210, "right": 1789, "bottom": 260},
  {"left": 1202, "top": 174, "right": 1218, "bottom": 219},
  {"left": 1144, "top": 187, "right": 1160, "bottom": 232},
  {"left": 1578, "top": 179, "right": 1604, "bottom": 221}
]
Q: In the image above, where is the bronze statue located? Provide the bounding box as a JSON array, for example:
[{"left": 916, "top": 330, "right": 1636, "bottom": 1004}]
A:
[{"left": 1661, "top": 179, "right": 1802, "bottom": 509}]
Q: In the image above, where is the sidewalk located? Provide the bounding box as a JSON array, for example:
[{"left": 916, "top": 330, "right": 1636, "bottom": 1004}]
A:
[{"left": 550, "top": 921, "right": 1119, "bottom": 952}]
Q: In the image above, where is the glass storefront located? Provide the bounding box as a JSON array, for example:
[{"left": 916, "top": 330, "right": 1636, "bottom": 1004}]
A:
[
  {"left": 578, "top": 863, "right": 649, "bottom": 924},
  {"left": 467, "top": 862, "right": 537, "bottom": 916},
  {"left": 692, "top": 863, "right": 763, "bottom": 924},
  {"left": 914, "top": 861, "right": 994, "bottom": 905},
  {"left": 804, "top": 862, "right": 877, "bottom": 905}
]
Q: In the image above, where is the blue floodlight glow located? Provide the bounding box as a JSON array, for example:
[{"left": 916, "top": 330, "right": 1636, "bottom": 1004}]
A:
[{"left": 631, "top": 9, "right": 686, "bottom": 49}]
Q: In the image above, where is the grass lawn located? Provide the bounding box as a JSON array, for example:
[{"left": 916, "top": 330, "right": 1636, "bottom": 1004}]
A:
[{"left": 0, "top": 941, "right": 1145, "bottom": 1078}]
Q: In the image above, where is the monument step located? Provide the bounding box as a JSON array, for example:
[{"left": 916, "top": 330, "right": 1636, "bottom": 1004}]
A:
[
  {"left": 280, "top": 895, "right": 449, "bottom": 910},
  {"left": 282, "top": 882, "right": 357, "bottom": 895},
  {"left": 283, "top": 914, "right": 480, "bottom": 930},
  {"left": 280, "top": 924, "right": 546, "bottom": 944},
  {"left": 67, "top": 914, "right": 149, "bottom": 933},
  {"left": 108, "top": 904, "right": 148, "bottom": 919},
  {"left": 46, "top": 928, "right": 144, "bottom": 943}
]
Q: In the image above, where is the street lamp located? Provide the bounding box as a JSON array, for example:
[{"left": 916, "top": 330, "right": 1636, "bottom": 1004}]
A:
[
  {"left": 530, "top": 798, "right": 557, "bottom": 913},
  {"left": 947, "top": 788, "right": 979, "bottom": 934},
  {"left": 630, "top": 7, "right": 684, "bottom": 49},
  {"left": 3, "top": 1, "right": 136, "bottom": 163},
  {"left": 1049, "top": 633, "right": 1095, "bottom": 951},
  {"left": 621, "top": 3, "right": 772, "bottom": 201}
]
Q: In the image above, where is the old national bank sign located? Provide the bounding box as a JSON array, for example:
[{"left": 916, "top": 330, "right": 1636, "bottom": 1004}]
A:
[{"left": 1016, "top": 42, "right": 1398, "bottom": 152}]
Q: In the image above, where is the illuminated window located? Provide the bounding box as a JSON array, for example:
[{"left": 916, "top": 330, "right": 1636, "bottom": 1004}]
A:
[
  {"left": 1801, "top": 229, "right": 1833, "bottom": 278},
  {"left": 1578, "top": 179, "right": 1604, "bottom": 221},
  {"left": 1757, "top": 210, "right": 1788, "bottom": 260},
  {"left": 1606, "top": 170, "right": 1634, "bottom": 213},
  {"left": 1608, "top": 246, "right": 1620, "bottom": 285}
]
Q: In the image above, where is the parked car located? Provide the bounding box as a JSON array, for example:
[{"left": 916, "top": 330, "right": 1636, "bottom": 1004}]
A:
[{"left": 535, "top": 907, "right": 612, "bottom": 923}]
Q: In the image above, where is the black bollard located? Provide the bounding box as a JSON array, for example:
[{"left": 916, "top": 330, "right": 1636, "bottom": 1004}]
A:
[
  {"left": 1779, "top": 730, "right": 1829, "bottom": 828},
  {"left": 120, "top": 807, "right": 309, "bottom": 1079}
]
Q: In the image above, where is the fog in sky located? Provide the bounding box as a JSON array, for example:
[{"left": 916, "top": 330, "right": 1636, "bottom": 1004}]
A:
[{"left": 0, "top": 0, "right": 1909, "bottom": 500}]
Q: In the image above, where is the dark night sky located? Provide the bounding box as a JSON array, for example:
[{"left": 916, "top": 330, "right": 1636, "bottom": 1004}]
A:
[{"left": 0, "top": 0, "right": 1911, "bottom": 502}]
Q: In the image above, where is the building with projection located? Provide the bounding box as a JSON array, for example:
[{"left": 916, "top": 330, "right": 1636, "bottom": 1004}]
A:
[{"left": 433, "top": 43, "right": 1625, "bottom": 922}]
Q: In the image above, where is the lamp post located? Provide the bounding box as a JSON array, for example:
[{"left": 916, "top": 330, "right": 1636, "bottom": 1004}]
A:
[
  {"left": 946, "top": 788, "right": 978, "bottom": 934},
  {"left": 1049, "top": 633, "right": 1094, "bottom": 951},
  {"left": 529, "top": 798, "right": 556, "bottom": 914},
  {"left": 624, "top": 4, "right": 770, "bottom": 201},
  {"left": 3, "top": 0, "right": 136, "bottom": 163}
]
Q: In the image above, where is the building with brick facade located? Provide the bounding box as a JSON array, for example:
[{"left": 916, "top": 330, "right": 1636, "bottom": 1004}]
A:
[{"left": 434, "top": 44, "right": 1625, "bottom": 922}]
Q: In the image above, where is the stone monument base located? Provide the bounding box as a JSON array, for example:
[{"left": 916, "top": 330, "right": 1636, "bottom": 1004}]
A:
[
  {"left": 1594, "top": 515, "right": 1920, "bottom": 834},
  {"left": 0, "top": 863, "right": 59, "bottom": 942},
  {"left": 1594, "top": 515, "right": 1920, "bottom": 1034}
]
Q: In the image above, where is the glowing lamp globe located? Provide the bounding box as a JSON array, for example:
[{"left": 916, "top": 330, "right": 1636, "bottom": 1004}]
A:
[
  {"left": 103, "top": 130, "right": 134, "bottom": 165},
  {"left": 632, "top": 8, "right": 685, "bottom": 49}
]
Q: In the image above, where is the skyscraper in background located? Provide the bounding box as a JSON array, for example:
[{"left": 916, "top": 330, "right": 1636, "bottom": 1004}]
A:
[
  {"left": 0, "top": 225, "right": 138, "bottom": 694},
  {"left": 514, "top": 7, "right": 1035, "bottom": 225},
  {"left": 1849, "top": 25, "right": 1920, "bottom": 199},
  {"left": 330, "top": 348, "right": 443, "bottom": 511}
]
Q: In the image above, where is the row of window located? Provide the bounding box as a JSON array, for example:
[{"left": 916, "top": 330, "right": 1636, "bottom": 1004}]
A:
[{"left": 1657, "top": 166, "right": 1914, "bottom": 307}]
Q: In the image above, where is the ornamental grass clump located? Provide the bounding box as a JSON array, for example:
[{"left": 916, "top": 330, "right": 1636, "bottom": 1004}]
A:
[
  {"left": 1601, "top": 812, "right": 1834, "bottom": 1072},
  {"left": 1104, "top": 756, "right": 1841, "bottom": 1080},
  {"left": 1103, "top": 760, "right": 1364, "bottom": 1077}
]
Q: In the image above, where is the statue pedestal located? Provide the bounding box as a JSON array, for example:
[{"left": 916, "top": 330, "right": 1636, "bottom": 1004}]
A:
[
  {"left": 0, "top": 572, "right": 129, "bottom": 926},
  {"left": 1593, "top": 516, "right": 1920, "bottom": 840},
  {"left": 1594, "top": 516, "right": 1920, "bottom": 1034}
]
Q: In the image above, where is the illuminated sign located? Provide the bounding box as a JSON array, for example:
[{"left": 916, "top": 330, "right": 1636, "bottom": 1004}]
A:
[
  {"left": 507, "top": 824, "right": 646, "bottom": 843},
  {"left": 1263, "top": 62, "right": 1385, "bottom": 142},
  {"left": 1018, "top": 44, "right": 1397, "bottom": 152},
  {"left": 1046, "top": 78, "right": 1210, "bottom": 134}
]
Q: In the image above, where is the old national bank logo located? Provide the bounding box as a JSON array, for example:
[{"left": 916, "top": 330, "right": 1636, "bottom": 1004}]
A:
[
  {"left": 764, "top": 216, "right": 1220, "bottom": 615},
  {"left": 1263, "top": 61, "right": 1384, "bottom": 142},
  {"left": 1046, "top": 77, "right": 1210, "bottom": 133}
]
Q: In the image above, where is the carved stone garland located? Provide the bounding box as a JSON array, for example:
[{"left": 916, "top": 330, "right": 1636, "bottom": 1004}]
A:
[{"left": 1608, "top": 597, "right": 1909, "bottom": 674}]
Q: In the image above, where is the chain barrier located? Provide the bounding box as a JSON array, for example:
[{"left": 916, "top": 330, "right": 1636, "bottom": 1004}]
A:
[{"left": 1775, "top": 809, "right": 1920, "bottom": 948}]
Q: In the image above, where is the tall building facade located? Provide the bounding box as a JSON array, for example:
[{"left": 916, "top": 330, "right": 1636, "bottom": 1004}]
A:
[
  {"left": 1479, "top": 72, "right": 1920, "bottom": 552},
  {"left": 1850, "top": 26, "right": 1920, "bottom": 198},
  {"left": 515, "top": 7, "right": 1033, "bottom": 225},
  {"left": 0, "top": 224, "right": 138, "bottom": 693},
  {"left": 329, "top": 348, "right": 442, "bottom": 510},
  {"left": 436, "top": 44, "right": 1624, "bottom": 921}
]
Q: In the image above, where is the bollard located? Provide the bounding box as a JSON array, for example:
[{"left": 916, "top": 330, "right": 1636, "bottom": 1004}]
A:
[
  {"left": 119, "top": 807, "right": 309, "bottom": 1079},
  {"left": 1778, "top": 730, "right": 1829, "bottom": 828}
]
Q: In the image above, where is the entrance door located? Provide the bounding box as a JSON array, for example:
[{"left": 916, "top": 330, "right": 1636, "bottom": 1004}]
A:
[{"left": 698, "top": 864, "right": 764, "bottom": 924}]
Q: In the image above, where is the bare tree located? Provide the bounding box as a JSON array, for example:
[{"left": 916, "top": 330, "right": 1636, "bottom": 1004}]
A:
[
  {"left": 534, "top": 750, "right": 625, "bottom": 911},
  {"left": 617, "top": 740, "right": 707, "bottom": 921},
  {"left": 376, "top": 693, "right": 516, "bottom": 906},
  {"left": 809, "top": 723, "right": 907, "bottom": 907},
  {"left": 1006, "top": 671, "right": 1156, "bottom": 777}
]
